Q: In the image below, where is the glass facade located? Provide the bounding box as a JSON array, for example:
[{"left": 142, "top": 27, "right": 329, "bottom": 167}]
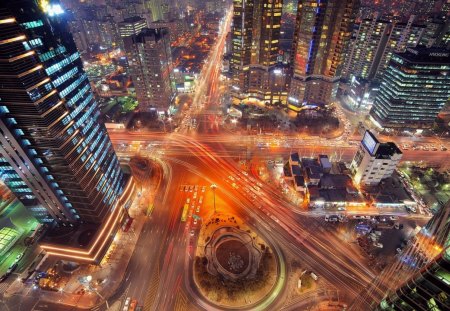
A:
[
  {"left": 0, "top": 0, "right": 125, "bottom": 225},
  {"left": 377, "top": 204, "right": 450, "bottom": 311},
  {"left": 370, "top": 48, "right": 450, "bottom": 129}
]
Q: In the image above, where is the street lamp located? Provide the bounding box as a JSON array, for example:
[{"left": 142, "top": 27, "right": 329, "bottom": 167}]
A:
[{"left": 210, "top": 184, "right": 217, "bottom": 214}]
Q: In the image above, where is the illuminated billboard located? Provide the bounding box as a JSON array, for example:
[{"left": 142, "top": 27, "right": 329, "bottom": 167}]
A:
[{"left": 361, "top": 130, "right": 378, "bottom": 155}]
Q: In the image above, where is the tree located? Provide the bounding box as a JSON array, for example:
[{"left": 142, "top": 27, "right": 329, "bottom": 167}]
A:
[{"left": 121, "top": 97, "right": 138, "bottom": 112}]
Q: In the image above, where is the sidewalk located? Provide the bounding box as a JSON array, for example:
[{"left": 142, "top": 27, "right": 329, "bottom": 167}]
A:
[{"left": 4, "top": 191, "right": 149, "bottom": 309}]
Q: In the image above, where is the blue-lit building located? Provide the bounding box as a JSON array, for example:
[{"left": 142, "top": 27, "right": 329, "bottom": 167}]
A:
[
  {"left": 370, "top": 47, "right": 450, "bottom": 129},
  {"left": 0, "top": 0, "right": 134, "bottom": 262}
]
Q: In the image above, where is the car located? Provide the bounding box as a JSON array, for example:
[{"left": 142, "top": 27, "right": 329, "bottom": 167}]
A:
[
  {"left": 193, "top": 192, "right": 197, "bottom": 199},
  {"left": 325, "top": 215, "right": 330, "bottom": 222},
  {"left": 389, "top": 216, "right": 399, "bottom": 221},
  {"left": 253, "top": 186, "right": 260, "bottom": 192},
  {"left": 0, "top": 274, "right": 9, "bottom": 283},
  {"left": 394, "top": 223, "right": 400, "bottom": 230},
  {"left": 190, "top": 230, "right": 195, "bottom": 236},
  {"left": 193, "top": 219, "right": 197, "bottom": 225},
  {"left": 184, "top": 186, "right": 188, "bottom": 192},
  {"left": 373, "top": 242, "right": 383, "bottom": 248},
  {"left": 257, "top": 182, "right": 263, "bottom": 188},
  {"left": 440, "top": 145, "right": 447, "bottom": 151},
  {"left": 396, "top": 248, "right": 402, "bottom": 254},
  {"left": 15, "top": 253, "right": 23, "bottom": 262},
  {"left": 199, "top": 196, "right": 203, "bottom": 204},
  {"left": 123, "top": 297, "right": 131, "bottom": 310},
  {"left": 231, "top": 183, "right": 239, "bottom": 189},
  {"left": 352, "top": 215, "right": 363, "bottom": 219},
  {"left": 7, "top": 263, "right": 18, "bottom": 274},
  {"left": 406, "top": 206, "right": 417, "bottom": 213},
  {"left": 228, "top": 175, "right": 235, "bottom": 181},
  {"left": 194, "top": 185, "right": 198, "bottom": 192},
  {"left": 186, "top": 198, "right": 190, "bottom": 204},
  {"left": 242, "top": 171, "right": 248, "bottom": 176},
  {"left": 201, "top": 186, "right": 206, "bottom": 192},
  {"left": 310, "top": 272, "right": 318, "bottom": 281},
  {"left": 196, "top": 207, "right": 200, "bottom": 213},
  {"left": 337, "top": 207, "right": 346, "bottom": 211},
  {"left": 189, "top": 186, "right": 193, "bottom": 192}
]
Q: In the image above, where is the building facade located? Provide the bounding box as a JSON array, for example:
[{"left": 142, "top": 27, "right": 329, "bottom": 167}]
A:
[
  {"left": 377, "top": 201, "right": 450, "bottom": 311},
  {"left": 0, "top": 0, "right": 134, "bottom": 262},
  {"left": 375, "top": 16, "right": 425, "bottom": 80},
  {"left": 370, "top": 48, "right": 450, "bottom": 129},
  {"left": 124, "top": 27, "right": 175, "bottom": 111},
  {"left": 231, "top": 0, "right": 286, "bottom": 105},
  {"left": 118, "top": 16, "right": 148, "bottom": 39},
  {"left": 342, "top": 15, "right": 390, "bottom": 80},
  {"left": 288, "top": 0, "right": 359, "bottom": 110},
  {"left": 350, "top": 131, "right": 402, "bottom": 186}
]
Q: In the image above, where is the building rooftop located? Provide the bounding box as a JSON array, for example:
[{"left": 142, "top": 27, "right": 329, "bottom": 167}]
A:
[
  {"left": 363, "top": 173, "right": 413, "bottom": 204},
  {"left": 294, "top": 176, "right": 305, "bottom": 188},
  {"left": 134, "top": 28, "right": 169, "bottom": 43},
  {"left": 319, "top": 174, "right": 354, "bottom": 190},
  {"left": 121, "top": 16, "right": 146, "bottom": 24},
  {"left": 291, "top": 165, "right": 302, "bottom": 176},
  {"left": 306, "top": 166, "right": 322, "bottom": 180},
  {"left": 398, "top": 47, "right": 450, "bottom": 64},
  {"left": 309, "top": 187, "right": 364, "bottom": 204},
  {"left": 290, "top": 152, "right": 300, "bottom": 162},
  {"left": 375, "top": 142, "right": 402, "bottom": 159}
]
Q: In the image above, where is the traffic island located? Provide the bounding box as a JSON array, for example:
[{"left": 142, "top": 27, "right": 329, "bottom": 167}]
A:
[{"left": 193, "top": 213, "right": 279, "bottom": 307}]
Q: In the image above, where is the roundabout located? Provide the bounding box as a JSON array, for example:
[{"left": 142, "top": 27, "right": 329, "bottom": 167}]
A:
[
  {"left": 192, "top": 213, "right": 283, "bottom": 308},
  {"left": 205, "top": 227, "right": 262, "bottom": 281}
]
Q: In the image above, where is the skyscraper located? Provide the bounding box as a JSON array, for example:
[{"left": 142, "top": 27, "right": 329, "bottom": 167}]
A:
[
  {"left": 377, "top": 200, "right": 450, "bottom": 311},
  {"left": 342, "top": 15, "right": 390, "bottom": 80},
  {"left": 0, "top": 0, "right": 135, "bottom": 262},
  {"left": 370, "top": 47, "right": 450, "bottom": 129},
  {"left": 124, "top": 27, "right": 174, "bottom": 111},
  {"left": 375, "top": 16, "right": 425, "bottom": 80},
  {"left": 118, "top": 16, "right": 148, "bottom": 49},
  {"left": 288, "top": 0, "right": 359, "bottom": 110},
  {"left": 231, "top": 0, "right": 286, "bottom": 105}
]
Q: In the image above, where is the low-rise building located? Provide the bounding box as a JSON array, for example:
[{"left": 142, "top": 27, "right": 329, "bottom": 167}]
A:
[{"left": 350, "top": 130, "right": 402, "bottom": 186}]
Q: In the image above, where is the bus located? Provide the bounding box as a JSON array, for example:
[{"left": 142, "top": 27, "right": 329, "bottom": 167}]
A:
[
  {"left": 181, "top": 204, "right": 189, "bottom": 222},
  {"left": 146, "top": 203, "right": 154, "bottom": 216}
]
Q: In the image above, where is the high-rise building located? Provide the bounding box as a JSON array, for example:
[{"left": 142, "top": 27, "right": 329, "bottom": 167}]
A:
[
  {"left": 420, "top": 18, "right": 450, "bottom": 49},
  {"left": 350, "top": 131, "right": 402, "bottom": 186},
  {"left": 377, "top": 200, "right": 450, "bottom": 311},
  {"left": 375, "top": 16, "right": 425, "bottom": 80},
  {"left": 288, "top": 0, "right": 359, "bottom": 110},
  {"left": 124, "top": 28, "right": 175, "bottom": 110},
  {"left": 231, "top": 0, "right": 286, "bottom": 105},
  {"left": 370, "top": 48, "right": 450, "bottom": 129},
  {"left": 118, "top": 16, "right": 148, "bottom": 49},
  {"left": 0, "top": 0, "right": 135, "bottom": 262},
  {"left": 342, "top": 15, "right": 390, "bottom": 80}
]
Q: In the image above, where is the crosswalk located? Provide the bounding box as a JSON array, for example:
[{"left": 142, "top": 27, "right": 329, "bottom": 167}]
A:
[
  {"left": 0, "top": 276, "right": 16, "bottom": 294},
  {"left": 173, "top": 290, "right": 188, "bottom": 311},
  {"left": 143, "top": 262, "right": 160, "bottom": 311}
]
